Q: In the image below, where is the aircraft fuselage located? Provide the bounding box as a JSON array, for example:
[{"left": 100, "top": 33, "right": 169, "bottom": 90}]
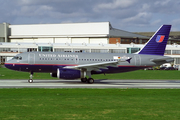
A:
[{"left": 5, "top": 52, "right": 172, "bottom": 74}]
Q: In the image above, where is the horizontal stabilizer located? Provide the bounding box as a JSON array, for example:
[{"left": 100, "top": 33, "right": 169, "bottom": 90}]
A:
[{"left": 151, "top": 57, "right": 174, "bottom": 63}]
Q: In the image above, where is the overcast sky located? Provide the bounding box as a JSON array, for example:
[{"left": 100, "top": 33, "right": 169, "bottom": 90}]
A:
[{"left": 0, "top": 0, "right": 180, "bottom": 32}]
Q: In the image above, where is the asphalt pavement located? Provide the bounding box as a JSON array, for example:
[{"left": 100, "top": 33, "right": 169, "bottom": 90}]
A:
[{"left": 0, "top": 79, "right": 180, "bottom": 88}]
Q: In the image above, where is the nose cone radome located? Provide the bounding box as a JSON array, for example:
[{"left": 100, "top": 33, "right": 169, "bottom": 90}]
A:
[
  {"left": 4, "top": 60, "right": 15, "bottom": 70},
  {"left": 4, "top": 63, "right": 13, "bottom": 69}
]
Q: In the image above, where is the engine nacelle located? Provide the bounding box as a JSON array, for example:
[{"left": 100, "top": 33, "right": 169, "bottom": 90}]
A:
[{"left": 57, "top": 68, "right": 86, "bottom": 79}]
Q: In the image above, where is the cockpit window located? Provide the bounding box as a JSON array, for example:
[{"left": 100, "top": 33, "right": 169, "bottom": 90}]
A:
[{"left": 12, "top": 56, "right": 22, "bottom": 60}]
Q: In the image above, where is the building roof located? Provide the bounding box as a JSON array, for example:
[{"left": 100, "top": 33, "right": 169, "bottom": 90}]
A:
[{"left": 110, "top": 28, "right": 149, "bottom": 39}]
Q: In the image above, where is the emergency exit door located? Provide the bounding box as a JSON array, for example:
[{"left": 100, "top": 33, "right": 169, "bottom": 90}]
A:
[{"left": 135, "top": 55, "right": 141, "bottom": 66}]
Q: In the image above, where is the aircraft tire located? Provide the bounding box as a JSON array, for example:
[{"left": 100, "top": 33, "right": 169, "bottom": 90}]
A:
[
  {"left": 28, "top": 79, "right": 33, "bottom": 83},
  {"left": 87, "top": 78, "right": 94, "bottom": 84},
  {"left": 81, "top": 78, "right": 87, "bottom": 83}
]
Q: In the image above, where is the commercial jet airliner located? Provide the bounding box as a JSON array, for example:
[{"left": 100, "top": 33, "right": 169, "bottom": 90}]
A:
[{"left": 5, "top": 25, "right": 173, "bottom": 83}]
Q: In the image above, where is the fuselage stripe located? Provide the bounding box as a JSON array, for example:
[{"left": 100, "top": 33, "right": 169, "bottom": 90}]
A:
[{"left": 5, "top": 63, "right": 150, "bottom": 68}]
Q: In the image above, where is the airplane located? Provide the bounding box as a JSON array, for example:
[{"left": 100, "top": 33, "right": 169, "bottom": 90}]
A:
[{"left": 5, "top": 25, "right": 173, "bottom": 84}]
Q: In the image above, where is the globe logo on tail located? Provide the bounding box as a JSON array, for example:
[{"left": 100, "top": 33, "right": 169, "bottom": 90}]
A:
[{"left": 156, "top": 35, "right": 165, "bottom": 43}]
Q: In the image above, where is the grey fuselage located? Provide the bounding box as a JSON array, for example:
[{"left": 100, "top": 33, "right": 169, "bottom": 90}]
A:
[{"left": 5, "top": 52, "right": 173, "bottom": 74}]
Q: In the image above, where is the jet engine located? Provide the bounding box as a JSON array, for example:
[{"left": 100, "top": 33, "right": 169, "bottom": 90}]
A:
[{"left": 56, "top": 68, "right": 86, "bottom": 79}]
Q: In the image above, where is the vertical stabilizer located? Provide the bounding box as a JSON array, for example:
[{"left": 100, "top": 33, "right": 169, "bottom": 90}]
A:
[{"left": 138, "top": 25, "right": 171, "bottom": 56}]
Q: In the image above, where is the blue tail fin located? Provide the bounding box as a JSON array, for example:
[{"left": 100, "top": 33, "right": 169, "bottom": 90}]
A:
[{"left": 138, "top": 25, "right": 171, "bottom": 56}]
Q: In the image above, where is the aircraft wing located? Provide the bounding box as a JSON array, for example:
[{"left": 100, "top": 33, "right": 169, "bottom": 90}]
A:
[
  {"left": 65, "top": 58, "right": 131, "bottom": 72},
  {"left": 65, "top": 61, "right": 119, "bottom": 71}
]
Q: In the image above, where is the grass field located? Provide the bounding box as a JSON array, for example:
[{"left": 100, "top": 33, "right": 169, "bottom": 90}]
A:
[
  {"left": 0, "top": 88, "right": 180, "bottom": 120},
  {"left": 1, "top": 67, "right": 180, "bottom": 80},
  {"left": 1, "top": 68, "right": 180, "bottom": 119}
]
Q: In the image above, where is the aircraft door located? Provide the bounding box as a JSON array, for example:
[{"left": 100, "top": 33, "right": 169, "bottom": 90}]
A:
[
  {"left": 74, "top": 56, "right": 79, "bottom": 64},
  {"left": 134, "top": 55, "right": 141, "bottom": 66},
  {"left": 28, "top": 53, "right": 35, "bottom": 64}
]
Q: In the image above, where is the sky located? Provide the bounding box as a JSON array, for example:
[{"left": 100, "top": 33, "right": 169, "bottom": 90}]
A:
[{"left": 0, "top": 0, "right": 180, "bottom": 32}]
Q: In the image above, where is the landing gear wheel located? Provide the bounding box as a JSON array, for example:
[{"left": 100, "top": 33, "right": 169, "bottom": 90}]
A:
[
  {"left": 81, "top": 78, "right": 87, "bottom": 83},
  {"left": 87, "top": 78, "right": 94, "bottom": 84},
  {"left": 28, "top": 79, "right": 33, "bottom": 83}
]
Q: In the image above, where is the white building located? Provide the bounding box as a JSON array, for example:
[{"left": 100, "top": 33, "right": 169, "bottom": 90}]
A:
[{"left": 0, "top": 22, "right": 148, "bottom": 44}]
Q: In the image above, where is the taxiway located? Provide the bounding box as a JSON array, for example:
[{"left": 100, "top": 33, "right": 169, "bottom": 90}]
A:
[{"left": 0, "top": 79, "right": 180, "bottom": 88}]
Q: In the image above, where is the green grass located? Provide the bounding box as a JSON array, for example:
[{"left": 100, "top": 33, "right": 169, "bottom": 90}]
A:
[
  {"left": 1, "top": 67, "right": 180, "bottom": 119},
  {"left": 0, "top": 89, "right": 180, "bottom": 120},
  {"left": 1, "top": 67, "right": 180, "bottom": 80}
]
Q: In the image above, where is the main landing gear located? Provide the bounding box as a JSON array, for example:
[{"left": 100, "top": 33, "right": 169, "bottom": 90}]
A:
[
  {"left": 81, "top": 77, "right": 94, "bottom": 84},
  {"left": 28, "top": 72, "right": 33, "bottom": 83},
  {"left": 80, "top": 71, "right": 94, "bottom": 84}
]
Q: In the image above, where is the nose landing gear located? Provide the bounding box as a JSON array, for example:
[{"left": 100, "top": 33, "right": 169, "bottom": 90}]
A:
[{"left": 28, "top": 72, "right": 33, "bottom": 83}]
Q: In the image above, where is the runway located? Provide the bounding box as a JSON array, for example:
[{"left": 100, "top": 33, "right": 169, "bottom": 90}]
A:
[{"left": 0, "top": 79, "right": 180, "bottom": 88}]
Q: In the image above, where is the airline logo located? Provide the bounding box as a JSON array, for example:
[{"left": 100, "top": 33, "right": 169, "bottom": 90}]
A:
[{"left": 156, "top": 35, "right": 165, "bottom": 43}]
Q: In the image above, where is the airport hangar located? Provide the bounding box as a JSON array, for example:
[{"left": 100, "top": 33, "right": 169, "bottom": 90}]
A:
[{"left": 0, "top": 22, "right": 180, "bottom": 65}]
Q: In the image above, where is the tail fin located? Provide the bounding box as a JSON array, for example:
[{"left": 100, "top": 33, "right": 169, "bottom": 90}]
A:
[{"left": 138, "top": 25, "right": 171, "bottom": 56}]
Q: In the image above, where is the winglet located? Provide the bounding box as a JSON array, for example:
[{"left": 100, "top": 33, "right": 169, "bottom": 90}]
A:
[
  {"left": 138, "top": 25, "right": 171, "bottom": 56},
  {"left": 126, "top": 57, "right": 132, "bottom": 63}
]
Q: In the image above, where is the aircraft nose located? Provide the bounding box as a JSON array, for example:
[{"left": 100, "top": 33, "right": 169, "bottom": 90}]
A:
[
  {"left": 4, "top": 63, "right": 12, "bottom": 69},
  {"left": 4, "top": 61, "right": 14, "bottom": 70}
]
